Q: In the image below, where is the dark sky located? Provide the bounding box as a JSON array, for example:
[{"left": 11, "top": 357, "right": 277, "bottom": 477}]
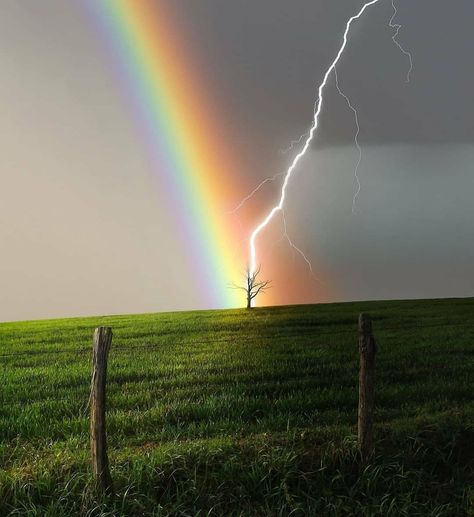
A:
[
  {"left": 172, "top": 0, "right": 474, "bottom": 149},
  {"left": 0, "top": 0, "right": 473, "bottom": 320}
]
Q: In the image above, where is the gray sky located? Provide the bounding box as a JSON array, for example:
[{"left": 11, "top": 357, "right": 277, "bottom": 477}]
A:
[{"left": 1, "top": 0, "right": 473, "bottom": 320}]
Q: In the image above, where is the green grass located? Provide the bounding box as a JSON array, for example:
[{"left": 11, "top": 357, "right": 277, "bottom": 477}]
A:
[{"left": 1, "top": 298, "right": 474, "bottom": 515}]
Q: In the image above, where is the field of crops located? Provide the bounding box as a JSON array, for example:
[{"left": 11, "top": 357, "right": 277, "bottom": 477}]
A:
[{"left": 1, "top": 298, "right": 474, "bottom": 515}]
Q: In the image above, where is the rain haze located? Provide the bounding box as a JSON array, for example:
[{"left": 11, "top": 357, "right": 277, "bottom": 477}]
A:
[{"left": 1, "top": 0, "right": 473, "bottom": 321}]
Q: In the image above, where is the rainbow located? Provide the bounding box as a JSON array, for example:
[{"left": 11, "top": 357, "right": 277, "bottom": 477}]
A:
[{"left": 84, "top": 0, "right": 244, "bottom": 308}]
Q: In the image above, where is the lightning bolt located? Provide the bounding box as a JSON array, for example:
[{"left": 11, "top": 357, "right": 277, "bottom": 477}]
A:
[
  {"left": 389, "top": 0, "right": 413, "bottom": 82},
  {"left": 281, "top": 210, "right": 318, "bottom": 280},
  {"left": 334, "top": 66, "right": 362, "bottom": 214},
  {"left": 249, "top": 0, "right": 383, "bottom": 276},
  {"left": 334, "top": 0, "right": 413, "bottom": 213},
  {"left": 267, "top": 210, "right": 321, "bottom": 282},
  {"left": 227, "top": 172, "right": 284, "bottom": 214},
  {"left": 279, "top": 131, "right": 311, "bottom": 156},
  {"left": 278, "top": 99, "right": 320, "bottom": 156}
]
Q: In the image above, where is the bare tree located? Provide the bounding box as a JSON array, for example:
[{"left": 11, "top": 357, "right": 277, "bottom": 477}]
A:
[{"left": 231, "top": 265, "right": 272, "bottom": 309}]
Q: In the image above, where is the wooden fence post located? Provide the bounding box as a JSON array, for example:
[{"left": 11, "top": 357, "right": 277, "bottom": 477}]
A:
[
  {"left": 358, "top": 313, "right": 376, "bottom": 461},
  {"left": 90, "top": 327, "right": 113, "bottom": 495}
]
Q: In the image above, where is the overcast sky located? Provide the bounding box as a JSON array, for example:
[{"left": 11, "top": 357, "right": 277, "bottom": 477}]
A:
[{"left": 1, "top": 0, "right": 473, "bottom": 320}]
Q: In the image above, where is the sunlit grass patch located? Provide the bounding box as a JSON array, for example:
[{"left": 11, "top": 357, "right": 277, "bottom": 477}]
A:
[{"left": 1, "top": 298, "right": 474, "bottom": 514}]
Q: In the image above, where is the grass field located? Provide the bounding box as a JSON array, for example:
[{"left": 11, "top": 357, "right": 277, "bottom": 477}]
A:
[{"left": 1, "top": 298, "right": 474, "bottom": 516}]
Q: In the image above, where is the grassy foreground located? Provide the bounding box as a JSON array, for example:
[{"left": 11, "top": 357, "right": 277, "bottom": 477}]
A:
[{"left": 1, "top": 298, "right": 474, "bottom": 516}]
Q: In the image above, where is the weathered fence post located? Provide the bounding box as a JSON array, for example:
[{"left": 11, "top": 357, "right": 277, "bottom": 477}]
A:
[
  {"left": 90, "top": 327, "right": 113, "bottom": 495},
  {"left": 358, "top": 313, "right": 376, "bottom": 461}
]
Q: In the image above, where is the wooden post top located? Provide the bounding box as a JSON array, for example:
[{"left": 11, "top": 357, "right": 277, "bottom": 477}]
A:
[
  {"left": 94, "top": 326, "right": 113, "bottom": 342},
  {"left": 358, "top": 313, "right": 372, "bottom": 335}
]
